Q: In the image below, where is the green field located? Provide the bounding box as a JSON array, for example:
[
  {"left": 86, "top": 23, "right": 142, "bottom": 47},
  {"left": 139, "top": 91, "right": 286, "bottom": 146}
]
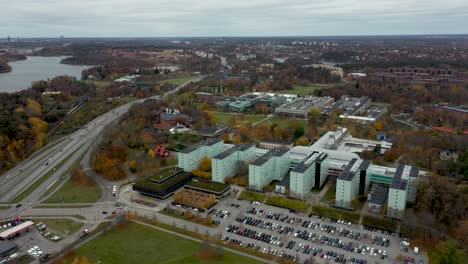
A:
[
  {"left": 238, "top": 190, "right": 267, "bottom": 202},
  {"left": 65, "top": 222, "right": 263, "bottom": 264},
  {"left": 44, "top": 177, "right": 102, "bottom": 203},
  {"left": 276, "top": 84, "right": 319, "bottom": 96},
  {"left": 35, "top": 218, "right": 84, "bottom": 235},
  {"left": 265, "top": 196, "right": 311, "bottom": 213},
  {"left": 312, "top": 206, "right": 360, "bottom": 223},
  {"left": 160, "top": 76, "right": 200, "bottom": 86},
  {"left": 211, "top": 112, "right": 267, "bottom": 126}
]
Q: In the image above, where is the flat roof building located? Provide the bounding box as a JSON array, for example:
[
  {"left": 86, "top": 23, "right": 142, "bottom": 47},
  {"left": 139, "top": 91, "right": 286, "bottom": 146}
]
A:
[
  {"left": 0, "top": 221, "right": 34, "bottom": 240},
  {"left": 0, "top": 240, "right": 17, "bottom": 258},
  {"left": 178, "top": 139, "right": 224, "bottom": 172},
  {"left": 212, "top": 143, "right": 256, "bottom": 183},
  {"left": 275, "top": 96, "right": 334, "bottom": 119},
  {"left": 249, "top": 148, "right": 290, "bottom": 191},
  {"left": 290, "top": 151, "right": 328, "bottom": 198}
]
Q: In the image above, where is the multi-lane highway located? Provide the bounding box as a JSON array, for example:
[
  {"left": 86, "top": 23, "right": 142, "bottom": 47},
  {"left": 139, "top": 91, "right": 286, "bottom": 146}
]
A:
[{"left": 0, "top": 76, "right": 203, "bottom": 220}]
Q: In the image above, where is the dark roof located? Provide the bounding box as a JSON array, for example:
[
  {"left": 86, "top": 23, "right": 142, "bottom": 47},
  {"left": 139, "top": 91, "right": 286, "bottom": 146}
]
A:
[
  {"left": 292, "top": 152, "right": 327, "bottom": 173},
  {"left": 343, "top": 96, "right": 370, "bottom": 116},
  {"left": 213, "top": 143, "right": 255, "bottom": 160},
  {"left": 277, "top": 171, "right": 291, "bottom": 188},
  {"left": 197, "top": 126, "right": 227, "bottom": 137},
  {"left": 369, "top": 185, "right": 388, "bottom": 206},
  {"left": 161, "top": 113, "right": 189, "bottom": 121},
  {"left": 180, "top": 138, "right": 223, "bottom": 154},
  {"left": 359, "top": 160, "right": 371, "bottom": 171},
  {"left": 390, "top": 164, "right": 408, "bottom": 190},
  {"left": 337, "top": 158, "right": 358, "bottom": 181},
  {"left": 260, "top": 139, "right": 293, "bottom": 145},
  {"left": 409, "top": 166, "right": 419, "bottom": 178},
  {"left": 0, "top": 240, "right": 17, "bottom": 254},
  {"left": 251, "top": 147, "right": 289, "bottom": 166}
]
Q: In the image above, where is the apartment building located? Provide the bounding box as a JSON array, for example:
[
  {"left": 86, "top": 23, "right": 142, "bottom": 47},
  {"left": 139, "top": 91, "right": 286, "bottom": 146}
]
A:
[
  {"left": 249, "top": 148, "right": 290, "bottom": 190},
  {"left": 178, "top": 138, "right": 224, "bottom": 172},
  {"left": 290, "top": 152, "right": 328, "bottom": 197},
  {"left": 212, "top": 143, "right": 256, "bottom": 183}
]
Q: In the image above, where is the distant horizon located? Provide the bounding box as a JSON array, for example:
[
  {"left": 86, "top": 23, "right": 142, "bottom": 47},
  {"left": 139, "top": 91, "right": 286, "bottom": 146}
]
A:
[
  {"left": 3, "top": 33, "right": 468, "bottom": 40},
  {"left": 3, "top": 0, "right": 467, "bottom": 38}
]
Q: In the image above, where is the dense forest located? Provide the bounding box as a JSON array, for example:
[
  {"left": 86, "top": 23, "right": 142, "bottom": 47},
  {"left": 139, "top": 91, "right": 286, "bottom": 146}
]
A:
[
  {"left": 0, "top": 76, "right": 96, "bottom": 173},
  {"left": 92, "top": 99, "right": 206, "bottom": 181}
]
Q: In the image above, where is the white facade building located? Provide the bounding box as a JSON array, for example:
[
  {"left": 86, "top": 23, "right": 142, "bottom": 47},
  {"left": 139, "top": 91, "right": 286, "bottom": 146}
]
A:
[
  {"left": 212, "top": 144, "right": 256, "bottom": 183},
  {"left": 178, "top": 139, "right": 224, "bottom": 172},
  {"left": 249, "top": 148, "right": 290, "bottom": 191}
]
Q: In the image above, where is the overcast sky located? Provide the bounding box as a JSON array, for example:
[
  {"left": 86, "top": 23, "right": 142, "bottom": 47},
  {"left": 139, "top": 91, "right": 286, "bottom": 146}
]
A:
[{"left": 2, "top": 0, "right": 468, "bottom": 37}]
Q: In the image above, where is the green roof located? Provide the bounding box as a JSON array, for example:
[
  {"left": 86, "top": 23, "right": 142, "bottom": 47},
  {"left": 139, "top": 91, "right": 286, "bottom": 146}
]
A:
[
  {"left": 135, "top": 171, "right": 192, "bottom": 191},
  {"left": 145, "top": 167, "right": 183, "bottom": 183},
  {"left": 185, "top": 179, "right": 230, "bottom": 193}
]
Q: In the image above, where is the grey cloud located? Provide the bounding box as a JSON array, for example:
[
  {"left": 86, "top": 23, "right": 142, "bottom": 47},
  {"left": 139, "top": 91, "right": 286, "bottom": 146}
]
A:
[{"left": 1, "top": 0, "right": 467, "bottom": 37}]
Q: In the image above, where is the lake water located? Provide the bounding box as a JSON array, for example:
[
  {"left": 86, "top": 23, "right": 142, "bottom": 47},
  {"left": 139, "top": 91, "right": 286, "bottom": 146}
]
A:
[{"left": 0, "top": 56, "right": 92, "bottom": 93}]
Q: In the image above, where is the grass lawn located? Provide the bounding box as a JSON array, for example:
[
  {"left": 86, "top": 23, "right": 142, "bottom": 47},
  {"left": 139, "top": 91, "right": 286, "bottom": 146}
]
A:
[
  {"left": 321, "top": 183, "right": 336, "bottom": 204},
  {"left": 35, "top": 218, "right": 83, "bottom": 235},
  {"left": 64, "top": 222, "right": 264, "bottom": 264},
  {"left": 238, "top": 190, "right": 267, "bottom": 202},
  {"left": 159, "top": 76, "right": 200, "bottom": 86},
  {"left": 312, "top": 206, "right": 360, "bottom": 223},
  {"left": 16, "top": 254, "right": 35, "bottom": 264},
  {"left": 276, "top": 84, "right": 319, "bottom": 96},
  {"left": 211, "top": 112, "right": 267, "bottom": 127},
  {"left": 362, "top": 216, "right": 397, "bottom": 231},
  {"left": 265, "top": 196, "right": 311, "bottom": 213},
  {"left": 0, "top": 205, "right": 11, "bottom": 210},
  {"left": 44, "top": 178, "right": 102, "bottom": 203}
]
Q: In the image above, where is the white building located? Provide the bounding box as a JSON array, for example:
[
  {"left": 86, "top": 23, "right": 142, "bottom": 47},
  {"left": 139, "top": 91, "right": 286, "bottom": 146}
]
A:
[
  {"left": 212, "top": 144, "right": 256, "bottom": 183},
  {"left": 290, "top": 152, "right": 328, "bottom": 197},
  {"left": 249, "top": 148, "right": 290, "bottom": 191},
  {"left": 178, "top": 139, "right": 224, "bottom": 172}
]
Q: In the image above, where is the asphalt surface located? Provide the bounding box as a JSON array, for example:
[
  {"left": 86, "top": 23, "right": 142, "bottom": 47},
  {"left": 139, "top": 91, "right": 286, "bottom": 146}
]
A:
[{"left": 118, "top": 187, "right": 427, "bottom": 264}]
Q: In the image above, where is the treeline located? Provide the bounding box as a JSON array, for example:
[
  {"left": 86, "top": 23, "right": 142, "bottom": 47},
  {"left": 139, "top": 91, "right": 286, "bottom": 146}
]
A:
[
  {"left": 404, "top": 175, "right": 468, "bottom": 247},
  {"left": 0, "top": 76, "right": 96, "bottom": 174},
  {"left": 325, "top": 80, "right": 468, "bottom": 112},
  {"left": 91, "top": 99, "right": 207, "bottom": 180}
]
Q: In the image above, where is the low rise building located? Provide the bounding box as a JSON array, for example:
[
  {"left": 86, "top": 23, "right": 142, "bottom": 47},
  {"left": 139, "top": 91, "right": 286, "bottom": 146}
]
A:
[
  {"left": 259, "top": 139, "right": 294, "bottom": 150},
  {"left": 212, "top": 143, "right": 256, "bottom": 183},
  {"left": 275, "top": 96, "right": 334, "bottom": 119},
  {"left": 368, "top": 185, "right": 388, "bottom": 213},
  {"left": 0, "top": 240, "right": 17, "bottom": 258}
]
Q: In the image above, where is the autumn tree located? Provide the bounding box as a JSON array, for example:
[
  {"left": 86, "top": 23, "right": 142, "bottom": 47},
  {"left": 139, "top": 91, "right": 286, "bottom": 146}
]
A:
[
  {"left": 430, "top": 241, "right": 465, "bottom": 264},
  {"left": 295, "top": 136, "right": 309, "bottom": 146},
  {"left": 199, "top": 158, "right": 212, "bottom": 171},
  {"left": 129, "top": 160, "right": 137, "bottom": 172}
]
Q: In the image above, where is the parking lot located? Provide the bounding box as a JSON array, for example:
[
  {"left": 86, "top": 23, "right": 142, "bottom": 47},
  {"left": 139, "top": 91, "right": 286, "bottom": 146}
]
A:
[{"left": 170, "top": 196, "right": 427, "bottom": 264}]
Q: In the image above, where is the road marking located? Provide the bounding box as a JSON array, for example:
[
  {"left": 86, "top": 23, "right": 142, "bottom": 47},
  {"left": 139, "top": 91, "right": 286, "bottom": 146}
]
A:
[{"left": 46, "top": 179, "right": 58, "bottom": 190}]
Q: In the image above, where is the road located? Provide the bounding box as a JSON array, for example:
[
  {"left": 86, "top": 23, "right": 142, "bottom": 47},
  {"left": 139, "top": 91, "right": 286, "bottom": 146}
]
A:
[{"left": 0, "top": 76, "right": 203, "bottom": 221}]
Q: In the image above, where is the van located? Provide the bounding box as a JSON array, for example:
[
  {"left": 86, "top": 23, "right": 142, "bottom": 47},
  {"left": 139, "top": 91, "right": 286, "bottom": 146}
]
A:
[{"left": 414, "top": 247, "right": 419, "bottom": 254}]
